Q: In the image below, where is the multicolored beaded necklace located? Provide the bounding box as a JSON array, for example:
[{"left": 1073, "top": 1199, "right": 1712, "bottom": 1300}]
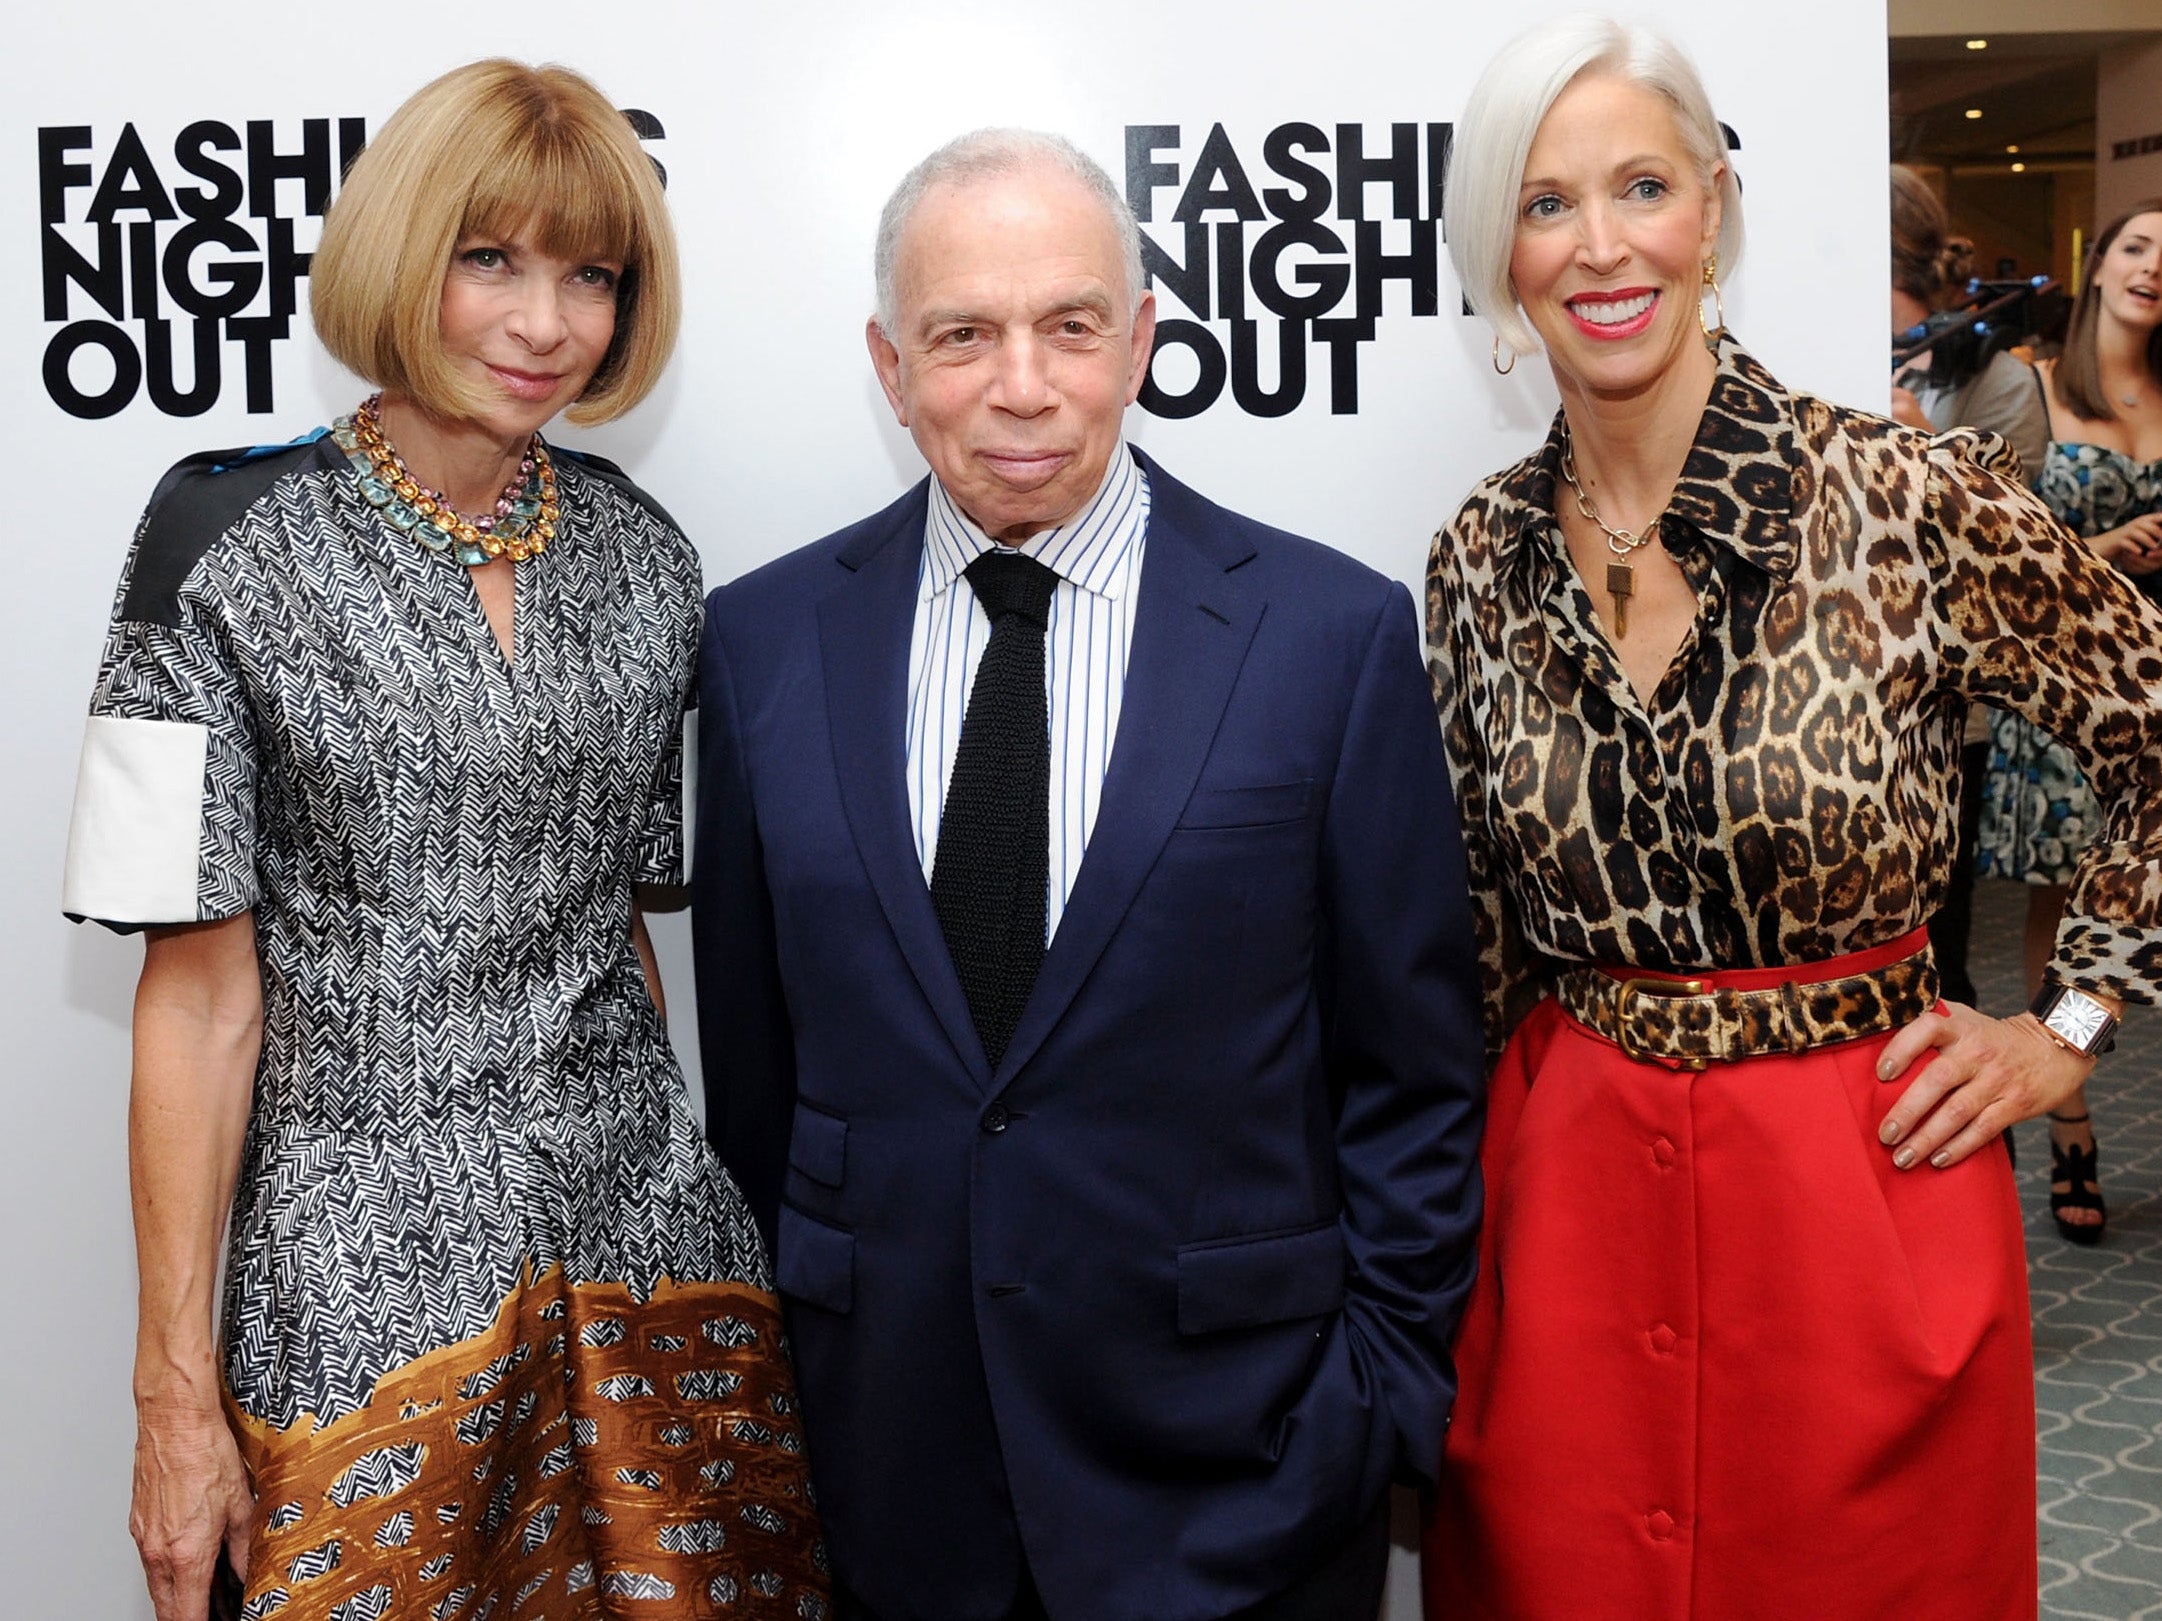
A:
[{"left": 332, "top": 394, "right": 558, "bottom": 566}]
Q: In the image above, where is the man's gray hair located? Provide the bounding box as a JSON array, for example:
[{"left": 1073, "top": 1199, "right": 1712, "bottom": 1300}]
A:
[{"left": 873, "top": 128, "right": 1148, "bottom": 337}]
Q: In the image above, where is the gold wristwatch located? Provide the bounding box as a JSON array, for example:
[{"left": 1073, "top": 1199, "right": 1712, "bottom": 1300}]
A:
[{"left": 2029, "top": 984, "right": 2118, "bottom": 1059}]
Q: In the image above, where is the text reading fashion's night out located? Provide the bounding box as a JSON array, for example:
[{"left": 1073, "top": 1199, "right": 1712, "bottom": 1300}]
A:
[{"left": 38, "top": 120, "right": 366, "bottom": 418}]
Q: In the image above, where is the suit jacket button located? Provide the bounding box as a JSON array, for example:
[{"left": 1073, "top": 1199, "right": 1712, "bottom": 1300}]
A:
[{"left": 981, "top": 1103, "right": 1010, "bottom": 1134}]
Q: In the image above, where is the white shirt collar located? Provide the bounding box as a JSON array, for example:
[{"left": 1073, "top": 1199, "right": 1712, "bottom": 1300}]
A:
[{"left": 922, "top": 444, "right": 1147, "bottom": 602}]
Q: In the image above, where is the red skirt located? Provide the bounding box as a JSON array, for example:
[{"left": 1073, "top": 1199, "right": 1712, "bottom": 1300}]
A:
[{"left": 1424, "top": 931, "right": 2036, "bottom": 1621}]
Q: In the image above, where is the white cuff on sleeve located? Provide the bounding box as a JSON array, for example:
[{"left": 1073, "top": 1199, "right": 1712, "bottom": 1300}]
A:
[{"left": 61, "top": 715, "right": 208, "bottom": 923}]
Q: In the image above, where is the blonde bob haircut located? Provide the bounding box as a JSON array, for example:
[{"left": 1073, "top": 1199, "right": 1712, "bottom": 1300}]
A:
[
  {"left": 311, "top": 59, "right": 679, "bottom": 426},
  {"left": 1446, "top": 14, "right": 1744, "bottom": 363}
]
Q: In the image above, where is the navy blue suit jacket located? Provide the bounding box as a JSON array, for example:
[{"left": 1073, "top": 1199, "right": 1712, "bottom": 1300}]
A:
[{"left": 693, "top": 451, "right": 1484, "bottom": 1621}]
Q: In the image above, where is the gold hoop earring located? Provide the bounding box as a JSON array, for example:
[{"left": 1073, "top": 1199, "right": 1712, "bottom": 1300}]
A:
[
  {"left": 1493, "top": 335, "right": 1516, "bottom": 376},
  {"left": 1699, "top": 259, "right": 1726, "bottom": 353}
]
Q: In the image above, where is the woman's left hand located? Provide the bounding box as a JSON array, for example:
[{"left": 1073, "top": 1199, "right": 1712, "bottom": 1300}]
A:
[{"left": 1874, "top": 1002, "right": 2093, "bottom": 1169}]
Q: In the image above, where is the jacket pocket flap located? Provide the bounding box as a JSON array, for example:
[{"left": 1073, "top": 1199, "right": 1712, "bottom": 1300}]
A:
[
  {"left": 787, "top": 1103, "right": 847, "bottom": 1188},
  {"left": 776, "top": 1202, "right": 854, "bottom": 1314},
  {"left": 1176, "top": 1221, "right": 1344, "bottom": 1335},
  {"left": 1176, "top": 779, "right": 1314, "bottom": 829}
]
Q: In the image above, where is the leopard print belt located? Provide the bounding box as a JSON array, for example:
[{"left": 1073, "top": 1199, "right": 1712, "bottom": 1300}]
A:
[{"left": 1554, "top": 948, "right": 1940, "bottom": 1070}]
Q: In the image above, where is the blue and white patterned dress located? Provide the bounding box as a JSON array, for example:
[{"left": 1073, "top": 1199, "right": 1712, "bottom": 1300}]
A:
[
  {"left": 62, "top": 431, "right": 826, "bottom": 1620},
  {"left": 1977, "top": 441, "right": 2162, "bottom": 885}
]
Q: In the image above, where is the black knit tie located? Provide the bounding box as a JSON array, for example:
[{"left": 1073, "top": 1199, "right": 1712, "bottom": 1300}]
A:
[{"left": 931, "top": 548, "right": 1059, "bottom": 1069}]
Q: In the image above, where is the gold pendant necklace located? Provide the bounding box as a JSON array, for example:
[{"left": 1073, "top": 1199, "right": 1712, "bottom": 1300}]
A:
[{"left": 1558, "top": 428, "right": 1657, "bottom": 639}]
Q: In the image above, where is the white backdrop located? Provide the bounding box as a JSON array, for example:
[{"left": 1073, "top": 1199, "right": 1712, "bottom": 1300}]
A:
[{"left": 2, "top": 2, "right": 1886, "bottom": 1612}]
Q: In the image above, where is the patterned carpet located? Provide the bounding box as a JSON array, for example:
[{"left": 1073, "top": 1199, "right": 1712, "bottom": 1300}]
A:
[{"left": 1967, "top": 878, "right": 2162, "bottom": 1621}]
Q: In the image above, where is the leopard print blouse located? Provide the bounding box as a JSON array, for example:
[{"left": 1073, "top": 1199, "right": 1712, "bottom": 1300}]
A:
[{"left": 1426, "top": 339, "right": 2162, "bottom": 1064}]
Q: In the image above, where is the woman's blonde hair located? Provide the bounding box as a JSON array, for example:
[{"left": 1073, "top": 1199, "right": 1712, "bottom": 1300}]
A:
[
  {"left": 1445, "top": 13, "right": 1744, "bottom": 363},
  {"left": 311, "top": 59, "right": 679, "bottom": 425}
]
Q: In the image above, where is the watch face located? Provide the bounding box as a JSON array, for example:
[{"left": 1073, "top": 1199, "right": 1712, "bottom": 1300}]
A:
[{"left": 2046, "top": 992, "right": 2110, "bottom": 1049}]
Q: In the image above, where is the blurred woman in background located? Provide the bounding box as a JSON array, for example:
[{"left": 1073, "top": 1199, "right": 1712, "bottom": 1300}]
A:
[
  {"left": 1887, "top": 164, "right": 2047, "bottom": 1037},
  {"left": 1976, "top": 196, "right": 2162, "bottom": 1245},
  {"left": 1888, "top": 165, "right": 2048, "bottom": 473}
]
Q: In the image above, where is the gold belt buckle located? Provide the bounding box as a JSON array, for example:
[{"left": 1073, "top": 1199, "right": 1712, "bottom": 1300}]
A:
[{"left": 1614, "top": 976, "right": 1712, "bottom": 1070}]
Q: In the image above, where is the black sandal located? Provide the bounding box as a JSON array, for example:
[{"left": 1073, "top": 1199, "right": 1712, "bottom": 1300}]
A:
[{"left": 2047, "top": 1111, "right": 2106, "bottom": 1247}]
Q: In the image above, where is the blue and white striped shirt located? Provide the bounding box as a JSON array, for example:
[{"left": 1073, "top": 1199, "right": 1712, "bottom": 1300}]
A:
[{"left": 905, "top": 446, "right": 1151, "bottom": 943}]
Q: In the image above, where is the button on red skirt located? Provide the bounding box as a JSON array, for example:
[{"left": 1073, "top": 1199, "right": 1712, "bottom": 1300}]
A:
[{"left": 1424, "top": 931, "right": 2036, "bottom": 1620}]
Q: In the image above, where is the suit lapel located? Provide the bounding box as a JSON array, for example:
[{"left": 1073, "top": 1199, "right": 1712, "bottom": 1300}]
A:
[
  {"left": 992, "top": 457, "right": 1263, "bottom": 1089},
  {"left": 817, "top": 485, "right": 989, "bottom": 1083}
]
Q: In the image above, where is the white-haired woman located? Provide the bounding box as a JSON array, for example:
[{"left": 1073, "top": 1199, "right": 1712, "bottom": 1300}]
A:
[{"left": 1422, "top": 15, "right": 2162, "bottom": 1619}]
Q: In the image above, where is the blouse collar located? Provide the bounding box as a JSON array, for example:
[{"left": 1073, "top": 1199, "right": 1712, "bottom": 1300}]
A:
[{"left": 1491, "top": 335, "right": 1805, "bottom": 583}]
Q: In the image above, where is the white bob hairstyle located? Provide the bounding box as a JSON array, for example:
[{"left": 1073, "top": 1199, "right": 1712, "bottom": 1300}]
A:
[
  {"left": 873, "top": 128, "right": 1148, "bottom": 338},
  {"left": 1445, "top": 13, "right": 1745, "bottom": 362}
]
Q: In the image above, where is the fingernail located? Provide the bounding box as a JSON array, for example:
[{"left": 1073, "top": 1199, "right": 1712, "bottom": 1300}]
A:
[
  {"left": 1930, "top": 1151, "right": 1950, "bottom": 1168},
  {"left": 1879, "top": 1118, "right": 1901, "bottom": 1144},
  {"left": 1894, "top": 1147, "right": 1916, "bottom": 1169},
  {"left": 1877, "top": 1058, "right": 1895, "bottom": 1080}
]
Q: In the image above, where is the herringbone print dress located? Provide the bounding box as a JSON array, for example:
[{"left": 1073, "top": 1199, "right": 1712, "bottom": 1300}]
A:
[{"left": 64, "top": 434, "right": 827, "bottom": 1619}]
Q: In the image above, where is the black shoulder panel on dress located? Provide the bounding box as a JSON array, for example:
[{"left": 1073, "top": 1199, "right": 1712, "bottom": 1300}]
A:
[
  {"left": 122, "top": 436, "right": 334, "bottom": 627},
  {"left": 557, "top": 447, "right": 685, "bottom": 536}
]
